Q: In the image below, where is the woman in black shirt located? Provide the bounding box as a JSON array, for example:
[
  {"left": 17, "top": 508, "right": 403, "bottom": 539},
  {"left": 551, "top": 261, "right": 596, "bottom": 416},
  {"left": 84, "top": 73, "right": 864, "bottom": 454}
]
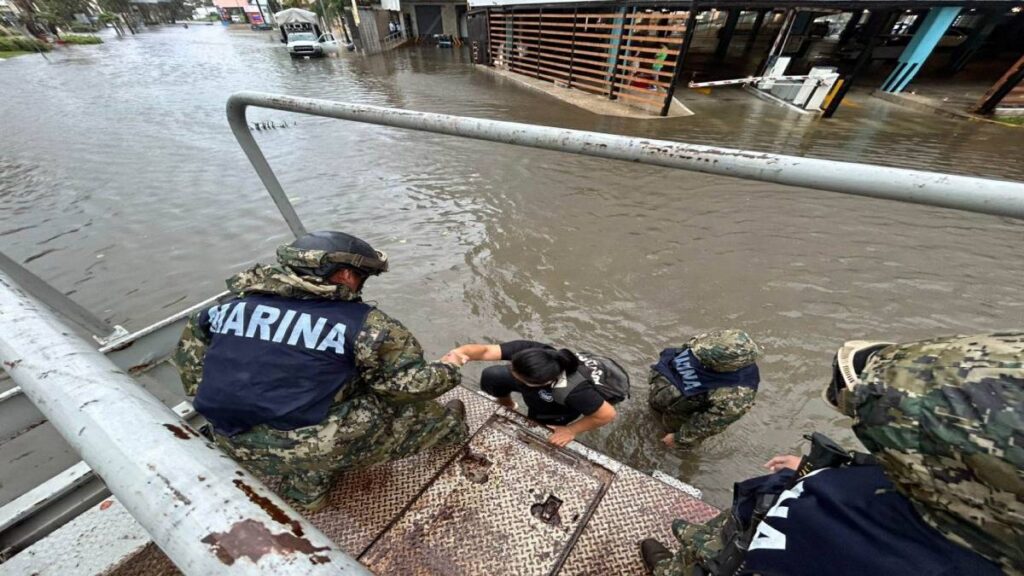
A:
[{"left": 446, "top": 340, "right": 618, "bottom": 446}]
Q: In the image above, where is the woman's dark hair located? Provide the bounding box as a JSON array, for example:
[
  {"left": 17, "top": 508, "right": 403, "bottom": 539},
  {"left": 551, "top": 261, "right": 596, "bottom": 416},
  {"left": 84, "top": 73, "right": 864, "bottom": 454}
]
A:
[{"left": 510, "top": 348, "right": 579, "bottom": 386}]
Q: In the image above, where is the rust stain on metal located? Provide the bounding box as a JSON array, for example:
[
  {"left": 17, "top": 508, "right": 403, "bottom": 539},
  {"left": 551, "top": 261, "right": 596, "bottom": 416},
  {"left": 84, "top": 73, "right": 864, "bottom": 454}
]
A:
[
  {"left": 128, "top": 359, "right": 160, "bottom": 375},
  {"left": 458, "top": 450, "right": 492, "bottom": 484},
  {"left": 233, "top": 479, "right": 304, "bottom": 537},
  {"left": 200, "top": 519, "right": 329, "bottom": 566},
  {"left": 163, "top": 423, "right": 191, "bottom": 440}
]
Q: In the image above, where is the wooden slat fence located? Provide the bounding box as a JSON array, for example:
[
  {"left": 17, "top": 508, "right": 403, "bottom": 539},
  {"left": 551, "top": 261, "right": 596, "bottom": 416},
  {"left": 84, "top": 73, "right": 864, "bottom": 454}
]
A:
[{"left": 488, "top": 8, "right": 689, "bottom": 114}]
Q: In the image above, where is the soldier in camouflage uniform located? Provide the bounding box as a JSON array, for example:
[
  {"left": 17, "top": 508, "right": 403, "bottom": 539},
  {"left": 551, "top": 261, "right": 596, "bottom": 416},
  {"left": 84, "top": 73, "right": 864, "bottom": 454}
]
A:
[
  {"left": 641, "top": 332, "right": 1022, "bottom": 576},
  {"left": 648, "top": 330, "right": 762, "bottom": 447},
  {"left": 844, "top": 333, "right": 1023, "bottom": 573},
  {"left": 173, "top": 231, "right": 468, "bottom": 512}
]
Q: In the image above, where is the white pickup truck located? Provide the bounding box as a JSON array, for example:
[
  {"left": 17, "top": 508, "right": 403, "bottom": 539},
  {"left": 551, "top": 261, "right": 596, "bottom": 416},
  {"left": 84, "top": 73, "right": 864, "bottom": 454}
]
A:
[{"left": 286, "top": 31, "right": 339, "bottom": 58}]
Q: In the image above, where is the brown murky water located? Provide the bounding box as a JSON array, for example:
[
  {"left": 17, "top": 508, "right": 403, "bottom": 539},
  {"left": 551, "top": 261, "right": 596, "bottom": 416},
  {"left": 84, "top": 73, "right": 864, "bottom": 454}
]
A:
[{"left": 1, "top": 25, "right": 1022, "bottom": 506}]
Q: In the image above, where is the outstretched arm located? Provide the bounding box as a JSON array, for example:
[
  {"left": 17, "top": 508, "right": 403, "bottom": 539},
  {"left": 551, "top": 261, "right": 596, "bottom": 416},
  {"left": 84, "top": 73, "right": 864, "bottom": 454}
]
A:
[
  {"left": 549, "top": 401, "right": 616, "bottom": 447},
  {"left": 357, "top": 309, "right": 461, "bottom": 403},
  {"left": 447, "top": 343, "right": 502, "bottom": 363}
]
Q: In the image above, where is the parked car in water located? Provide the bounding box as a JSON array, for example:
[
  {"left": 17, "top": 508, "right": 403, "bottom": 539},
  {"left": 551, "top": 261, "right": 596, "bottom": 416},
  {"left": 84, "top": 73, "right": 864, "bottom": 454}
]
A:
[{"left": 286, "top": 32, "right": 339, "bottom": 58}]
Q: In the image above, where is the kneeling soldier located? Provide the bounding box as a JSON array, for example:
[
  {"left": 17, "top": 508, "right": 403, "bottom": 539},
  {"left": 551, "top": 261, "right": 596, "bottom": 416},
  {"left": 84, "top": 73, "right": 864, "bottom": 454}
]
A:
[
  {"left": 648, "top": 330, "right": 762, "bottom": 447},
  {"left": 174, "top": 230, "right": 468, "bottom": 512}
]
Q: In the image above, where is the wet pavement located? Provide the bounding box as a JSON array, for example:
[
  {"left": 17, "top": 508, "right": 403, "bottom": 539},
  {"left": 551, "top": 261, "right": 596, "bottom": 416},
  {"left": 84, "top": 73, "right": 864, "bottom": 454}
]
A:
[{"left": 1, "top": 24, "right": 1022, "bottom": 506}]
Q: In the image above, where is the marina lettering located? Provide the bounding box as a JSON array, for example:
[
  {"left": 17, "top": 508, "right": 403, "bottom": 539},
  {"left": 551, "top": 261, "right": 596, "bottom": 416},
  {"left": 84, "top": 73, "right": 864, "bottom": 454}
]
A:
[
  {"left": 748, "top": 469, "right": 823, "bottom": 553},
  {"left": 206, "top": 302, "right": 347, "bottom": 354},
  {"left": 673, "top": 350, "right": 703, "bottom": 393}
]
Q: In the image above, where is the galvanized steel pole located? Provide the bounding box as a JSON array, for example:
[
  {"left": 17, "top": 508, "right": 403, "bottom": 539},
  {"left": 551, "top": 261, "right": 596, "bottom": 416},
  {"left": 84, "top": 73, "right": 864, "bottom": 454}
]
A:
[
  {"left": 227, "top": 92, "right": 1024, "bottom": 222},
  {"left": 0, "top": 272, "right": 370, "bottom": 576}
]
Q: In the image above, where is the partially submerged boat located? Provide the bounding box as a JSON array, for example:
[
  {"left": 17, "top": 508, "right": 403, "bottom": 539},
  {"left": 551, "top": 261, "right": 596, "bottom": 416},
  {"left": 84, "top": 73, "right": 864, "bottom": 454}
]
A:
[{"left": 1, "top": 92, "right": 1022, "bottom": 575}]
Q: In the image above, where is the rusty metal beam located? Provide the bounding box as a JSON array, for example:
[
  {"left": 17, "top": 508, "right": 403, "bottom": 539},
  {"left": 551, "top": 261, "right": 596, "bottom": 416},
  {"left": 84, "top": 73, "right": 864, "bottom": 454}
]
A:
[
  {"left": 975, "top": 53, "right": 1024, "bottom": 115},
  {"left": 0, "top": 271, "right": 371, "bottom": 575},
  {"left": 227, "top": 92, "right": 1024, "bottom": 222}
]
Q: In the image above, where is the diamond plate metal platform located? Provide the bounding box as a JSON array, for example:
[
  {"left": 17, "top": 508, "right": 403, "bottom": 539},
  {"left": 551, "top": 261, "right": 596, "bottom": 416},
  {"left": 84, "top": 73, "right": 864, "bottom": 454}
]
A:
[
  {"left": 361, "top": 415, "right": 613, "bottom": 576},
  {"left": 8, "top": 386, "right": 717, "bottom": 575}
]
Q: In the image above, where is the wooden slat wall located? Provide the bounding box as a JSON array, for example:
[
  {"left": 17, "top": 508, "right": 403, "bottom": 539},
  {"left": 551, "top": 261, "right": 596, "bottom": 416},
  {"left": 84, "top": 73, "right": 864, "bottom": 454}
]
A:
[{"left": 488, "top": 8, "right": 688, "bottom": 113}]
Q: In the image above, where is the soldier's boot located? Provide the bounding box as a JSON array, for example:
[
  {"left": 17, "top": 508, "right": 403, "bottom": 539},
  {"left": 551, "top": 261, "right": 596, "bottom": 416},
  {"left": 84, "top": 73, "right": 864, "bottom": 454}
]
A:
[
  {"left": 279, "top": 469, "right": 333, "bottom": 514},
  {"left": 640, "top": 539, "right": 673, "bottom": 574},
  {"left": 444, "top": 398, "right": 469, "bottom": 437}
]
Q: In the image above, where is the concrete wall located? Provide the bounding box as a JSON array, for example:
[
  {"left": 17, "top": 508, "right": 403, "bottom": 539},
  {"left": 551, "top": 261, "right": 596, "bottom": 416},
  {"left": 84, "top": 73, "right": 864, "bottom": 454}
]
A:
[{"left": 401, "top": 1, "right": 462, "bottom": 37}]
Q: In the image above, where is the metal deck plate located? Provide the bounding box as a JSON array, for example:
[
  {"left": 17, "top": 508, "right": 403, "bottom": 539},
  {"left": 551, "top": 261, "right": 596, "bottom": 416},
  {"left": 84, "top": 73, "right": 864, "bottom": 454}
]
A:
[
  {"left": 304, "top": 386, "right": 495, "bottom": 555},
  {"left": 559, "top": 466, "right": 720, "bottom": 575},
  {"left": 19, "top": 386, "right": 717, "bottom": 576},
  {"left": 360, "top": 414, "right": 614, "bottom": 576}
]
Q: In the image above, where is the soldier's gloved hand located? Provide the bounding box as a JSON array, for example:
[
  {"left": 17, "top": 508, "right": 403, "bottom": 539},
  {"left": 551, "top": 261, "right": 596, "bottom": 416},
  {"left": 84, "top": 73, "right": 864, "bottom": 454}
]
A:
[{"left": 764, "top": 454, "right": 801, "bottom": 473}]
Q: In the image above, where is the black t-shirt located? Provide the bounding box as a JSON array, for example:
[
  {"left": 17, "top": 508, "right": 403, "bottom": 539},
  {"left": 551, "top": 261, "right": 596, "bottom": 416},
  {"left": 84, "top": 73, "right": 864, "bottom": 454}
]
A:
[{"left": 488, "top": 340, "right": 605, "bottom": 424}]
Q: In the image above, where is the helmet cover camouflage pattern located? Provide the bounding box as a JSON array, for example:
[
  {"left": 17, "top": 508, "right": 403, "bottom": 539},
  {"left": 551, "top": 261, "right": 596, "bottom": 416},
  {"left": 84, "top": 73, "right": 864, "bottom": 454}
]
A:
[
  {"left": 850, "top": 332, "right": 1024, "bottom": 571},
  {"left": 688, "top": 330, "right": 762, "bottom": 373},
  {"left": 276, "top": 231, "right": 388, "bottom": 278}
]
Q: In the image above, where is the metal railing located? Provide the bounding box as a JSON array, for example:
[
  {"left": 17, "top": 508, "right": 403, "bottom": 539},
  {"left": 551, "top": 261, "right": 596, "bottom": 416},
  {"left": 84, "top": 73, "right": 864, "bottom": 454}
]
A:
[
  {"left": 226, "top": 91, "right": 1024, "bottom": 237},
  {"left": 0, "top": 272, "right": 371, "bottom": 575}
]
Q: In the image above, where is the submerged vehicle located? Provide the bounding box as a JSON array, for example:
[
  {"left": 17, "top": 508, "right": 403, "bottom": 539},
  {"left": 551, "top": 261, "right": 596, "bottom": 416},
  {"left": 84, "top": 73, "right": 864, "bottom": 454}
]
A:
[
  {"left": 0, "top": 93, "right": 1021, "bottom": 574},
  {"left": 285, "top": 31, "right": 340, "bottom": 58}
]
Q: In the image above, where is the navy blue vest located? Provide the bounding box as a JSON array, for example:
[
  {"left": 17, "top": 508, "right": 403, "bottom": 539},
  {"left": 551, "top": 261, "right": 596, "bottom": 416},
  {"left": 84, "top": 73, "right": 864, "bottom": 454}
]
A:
[
  {"left": 194, "top": 294, "right": 371, "bottom": 436},
  {"left": 737, "top": 466, "right": 1001, "bottom": 576},
  {"left": 651, "top": 347, "right": 759, "bottom": 397}
]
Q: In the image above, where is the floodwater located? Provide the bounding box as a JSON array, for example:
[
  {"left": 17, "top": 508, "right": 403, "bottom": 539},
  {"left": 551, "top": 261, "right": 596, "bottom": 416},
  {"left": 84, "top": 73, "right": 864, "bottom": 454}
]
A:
[{"left": 1, "top": 25, "right": 1022, "bottom": 507}]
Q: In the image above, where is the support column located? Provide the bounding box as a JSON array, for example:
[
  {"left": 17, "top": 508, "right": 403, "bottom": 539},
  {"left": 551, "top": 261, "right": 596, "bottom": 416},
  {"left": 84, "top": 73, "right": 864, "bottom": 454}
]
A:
[
  {"left": 661, "top": 7, "right": 698, "bottom": 117},
  {"left": 744, "top": 9, "right": 767, "bottom": 53},
  {"left": 880, "top": 6, "right": 962, "bottom": 93},
  {"left": 713, "top": 9, "right": 740, "bottom": 61},
  {"left": 822, "top": 10, "right": 892, "bottom": 118},
  {"left": 975, "top": 54, "right": 1024, "bottom": 115},
  {"left": 607, "top": 7, "right": 628, "bottom": 101},
  {"left": 837, "top": 9, "right": 863, "bottom": 46}
]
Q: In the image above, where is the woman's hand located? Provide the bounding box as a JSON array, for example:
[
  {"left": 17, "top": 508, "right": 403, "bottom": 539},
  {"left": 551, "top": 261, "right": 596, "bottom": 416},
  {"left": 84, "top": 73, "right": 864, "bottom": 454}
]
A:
[
  {"left": 764, "top": 454, "right": 801, "bottom": 472},
  {"left": 445, "top": 344, "right": 502, "bottom": 363},
  {"left": 440, "top": 351, "right": 469, "bottom": 367},
  {"left": 547, "top": 425, "right": 576, "bottom": 447}
]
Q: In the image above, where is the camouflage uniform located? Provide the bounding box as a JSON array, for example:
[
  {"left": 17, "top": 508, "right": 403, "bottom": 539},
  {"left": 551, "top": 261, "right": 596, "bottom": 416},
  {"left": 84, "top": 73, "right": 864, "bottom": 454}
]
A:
[
  {"left": 848, "top": 332, "right": 1024, "bottom": 573},
  {"left": 653, "top": 513, "right": 729, "bottom": 576},
  {"left": 648, "top": 330, "right": 762, "bottom": 445},
  {"left": 173, "top": 263, "right": 467, "bottom": 511},
  {"left": 651, "top": 332, "right": 1023, "bottom": 576}
]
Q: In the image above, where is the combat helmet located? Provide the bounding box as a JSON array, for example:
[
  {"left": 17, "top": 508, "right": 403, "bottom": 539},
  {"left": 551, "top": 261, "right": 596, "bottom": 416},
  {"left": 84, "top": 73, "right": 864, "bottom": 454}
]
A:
[
  {"left": 688, "top": 329, "right": 762, "bottom": 372},
  {"left": 277, "top": 231, "right": 389, "bottom": 280},
  {"left": 825, "top": 333, "right": 1024, "bottom": 571}
]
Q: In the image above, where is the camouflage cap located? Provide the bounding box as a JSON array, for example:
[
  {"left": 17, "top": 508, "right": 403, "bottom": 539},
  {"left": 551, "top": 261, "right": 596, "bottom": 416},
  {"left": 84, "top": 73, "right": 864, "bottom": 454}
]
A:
[
  {"left": 850, "top": 332, "right": 1024, "bottom": 571},
  {"left": 688, "top": 330, "right": 762, "bottom": 373}
]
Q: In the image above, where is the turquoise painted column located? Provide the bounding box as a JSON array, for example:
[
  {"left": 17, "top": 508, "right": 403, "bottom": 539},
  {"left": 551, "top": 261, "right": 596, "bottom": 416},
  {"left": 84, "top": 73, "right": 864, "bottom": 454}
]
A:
[
  {"left": 881, "top": 6, "right": 961, "bottom": 93},
  {"left": 606, "top": 7, "right": 627, "bottom": 100}
]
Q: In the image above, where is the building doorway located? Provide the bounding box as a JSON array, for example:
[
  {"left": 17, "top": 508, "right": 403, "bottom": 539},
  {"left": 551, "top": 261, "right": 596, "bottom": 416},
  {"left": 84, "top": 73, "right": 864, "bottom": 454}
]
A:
[{"left": 415, "top": 5, "right": 443, "bottom": 36}]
